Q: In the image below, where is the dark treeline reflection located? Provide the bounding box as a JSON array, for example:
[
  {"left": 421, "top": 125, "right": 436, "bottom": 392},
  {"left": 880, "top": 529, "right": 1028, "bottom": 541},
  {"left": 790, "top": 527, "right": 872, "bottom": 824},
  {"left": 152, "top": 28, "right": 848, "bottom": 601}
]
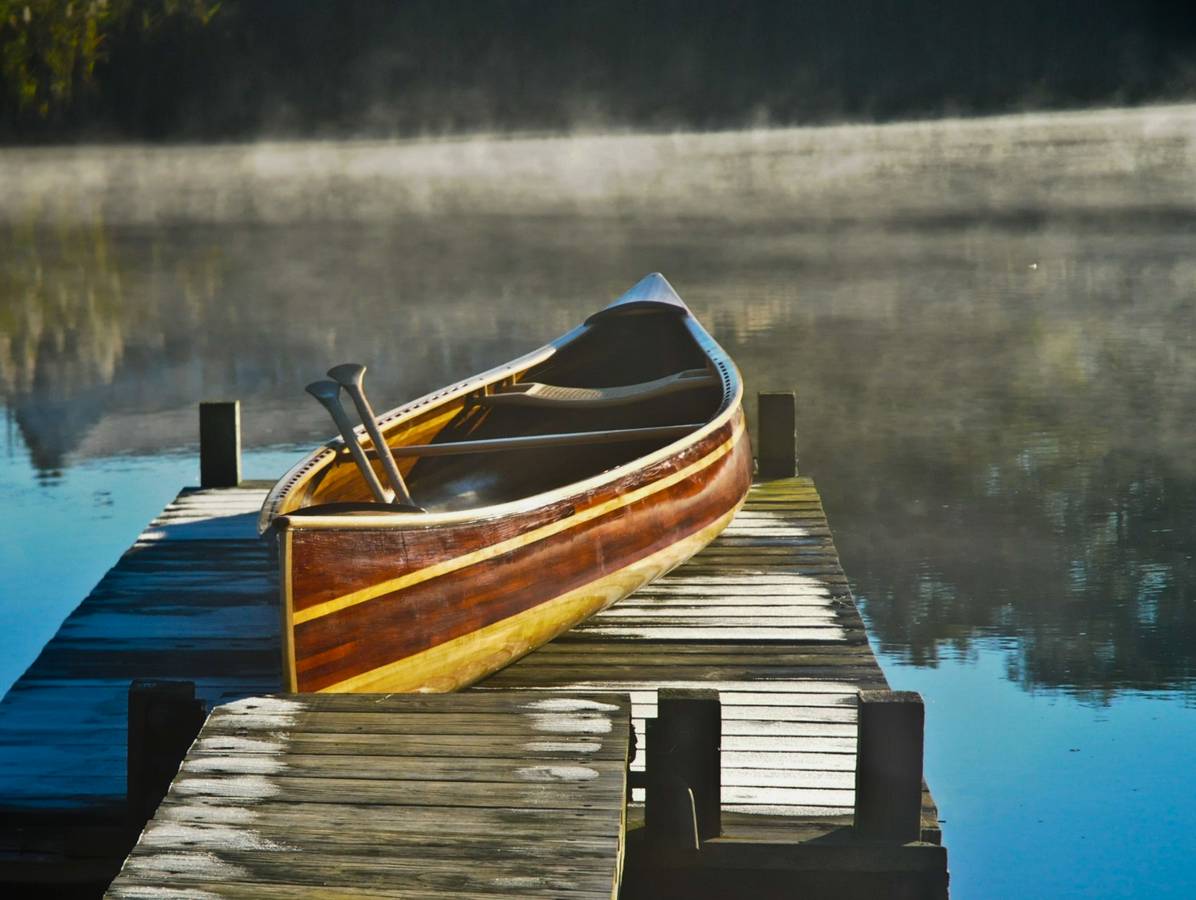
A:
[
  {"left": 2, "top": 108, "right": 1195, "bottom": 701},
  {"left": 3, "top": 0, "right": 1196, "bottom": 140},
  {"left": 0, "top": 218, "right": 604, "bottom": 466}
]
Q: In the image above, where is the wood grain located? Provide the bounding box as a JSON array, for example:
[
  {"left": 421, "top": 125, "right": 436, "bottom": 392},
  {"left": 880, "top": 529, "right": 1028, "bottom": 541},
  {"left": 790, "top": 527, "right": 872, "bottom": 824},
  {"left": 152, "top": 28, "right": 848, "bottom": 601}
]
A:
[
  {"left": 0, "top": 485, "right": 280, "bottom": 819},
  {"left": 478, "top": 476, "right": 942, "bottom": 842},
  {"left": 106, "top": 691, "right": 631, "bottom": 900},
  {"left": 285, "top": 417, "right": 753, "bottom": 692}
]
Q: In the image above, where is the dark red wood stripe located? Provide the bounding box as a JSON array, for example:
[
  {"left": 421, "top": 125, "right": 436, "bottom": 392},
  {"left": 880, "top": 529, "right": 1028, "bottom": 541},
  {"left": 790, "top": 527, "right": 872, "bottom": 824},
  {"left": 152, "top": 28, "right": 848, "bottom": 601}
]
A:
[{"left": 293, "top": 418, "right": 751, "bottom": 691}]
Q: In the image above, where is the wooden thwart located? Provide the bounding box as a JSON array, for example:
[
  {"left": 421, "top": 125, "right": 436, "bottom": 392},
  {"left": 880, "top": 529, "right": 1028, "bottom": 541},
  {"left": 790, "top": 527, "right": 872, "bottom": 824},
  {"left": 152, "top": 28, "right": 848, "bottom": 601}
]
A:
[{"left": 364, "top": 422, "right": 702, "bottom": 458}]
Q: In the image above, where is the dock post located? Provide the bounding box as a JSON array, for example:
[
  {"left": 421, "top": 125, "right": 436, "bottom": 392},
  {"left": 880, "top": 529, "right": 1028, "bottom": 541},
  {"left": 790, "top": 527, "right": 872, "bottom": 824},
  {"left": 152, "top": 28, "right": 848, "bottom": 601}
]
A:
[
  {"left": 645, "top": 688, "right": 721, "bottom": 848},
  {"left": 854, "top": 690, "right": 925, "bottom": 842},
  {"left": 757, "top": 391, "right": 797, "bottom": 478},
  {"left": 199, "top": 400, "right": 241, "bottom": 488},
  {"left": 127, "top": 680, "right": 207, "bottom": 823}
]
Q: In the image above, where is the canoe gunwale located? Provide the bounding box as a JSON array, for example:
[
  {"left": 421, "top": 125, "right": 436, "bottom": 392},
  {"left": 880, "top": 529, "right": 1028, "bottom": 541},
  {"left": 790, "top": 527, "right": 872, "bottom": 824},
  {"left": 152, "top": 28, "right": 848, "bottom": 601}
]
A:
[{"left": 266, "top": 312, "right": 742, "bottom": 534}]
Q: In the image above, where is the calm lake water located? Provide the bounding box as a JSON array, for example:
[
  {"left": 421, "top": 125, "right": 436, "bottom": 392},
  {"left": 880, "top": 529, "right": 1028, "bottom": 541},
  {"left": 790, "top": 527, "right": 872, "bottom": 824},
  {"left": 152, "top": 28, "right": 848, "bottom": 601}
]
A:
[{"left": 2, "top": 104, "right": 1195, "bottom": 897}]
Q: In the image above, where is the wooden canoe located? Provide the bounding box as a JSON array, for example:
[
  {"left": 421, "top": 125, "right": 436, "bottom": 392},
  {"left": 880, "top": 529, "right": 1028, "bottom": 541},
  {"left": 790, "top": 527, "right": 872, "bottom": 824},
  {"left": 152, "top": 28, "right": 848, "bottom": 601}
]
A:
[{"left": 260, "top": 273, "right": 753, "bottom": 692}]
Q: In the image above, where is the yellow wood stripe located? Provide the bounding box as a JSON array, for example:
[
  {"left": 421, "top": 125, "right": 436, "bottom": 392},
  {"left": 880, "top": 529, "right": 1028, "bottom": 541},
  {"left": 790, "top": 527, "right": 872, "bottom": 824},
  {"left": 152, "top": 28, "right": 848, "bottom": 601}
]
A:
[
  {"left": 318, "top": 504, "right": 740, "bottom": 692},
  {"left": 280, "top": 530, "right": 298, "bottom": 691},
  {"left": 293, "top": 420, "right": 745, "bottom": 626}
]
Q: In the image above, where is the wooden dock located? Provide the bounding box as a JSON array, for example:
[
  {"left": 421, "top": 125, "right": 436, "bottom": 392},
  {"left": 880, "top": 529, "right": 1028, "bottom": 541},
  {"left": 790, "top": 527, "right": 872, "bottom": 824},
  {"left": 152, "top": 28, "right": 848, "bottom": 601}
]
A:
[
  {"left": 0, "top": 482, "right": 281, "bottom": 892},
  {"left": 0, "top": 446, "right": 947, "bottom": 896},
  {"left": 106, "top": 691, "right": 632, "bottom": 899},
  {"left": 481, "top": 477, "right": 946, "bottom": 898},
  {"left": 0, "top": 484, "right": 280, "bottom": 820},
  {"left": 492, "top": 477, "right": 884, "bottom": 821}
]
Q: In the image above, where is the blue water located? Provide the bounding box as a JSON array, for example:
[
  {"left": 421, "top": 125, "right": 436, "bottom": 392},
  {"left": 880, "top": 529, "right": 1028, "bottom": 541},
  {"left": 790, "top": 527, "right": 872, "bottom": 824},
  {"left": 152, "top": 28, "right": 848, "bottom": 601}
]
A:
[
  {"left": 889, "top": 648, "right": 1196, "bottom": 897},
  {"left": 3, "top": 106, "right": 1196, "bottom": 896},
  {"left": 0, "top": 419, "right": 300, "bottom": 696}
]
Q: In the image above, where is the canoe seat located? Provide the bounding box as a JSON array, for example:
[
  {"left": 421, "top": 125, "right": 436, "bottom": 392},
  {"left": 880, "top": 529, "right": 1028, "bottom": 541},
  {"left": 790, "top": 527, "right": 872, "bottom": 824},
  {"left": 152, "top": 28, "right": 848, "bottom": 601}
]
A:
[{"left": 480, "top": 368, "right": 717, "bottom": 409}]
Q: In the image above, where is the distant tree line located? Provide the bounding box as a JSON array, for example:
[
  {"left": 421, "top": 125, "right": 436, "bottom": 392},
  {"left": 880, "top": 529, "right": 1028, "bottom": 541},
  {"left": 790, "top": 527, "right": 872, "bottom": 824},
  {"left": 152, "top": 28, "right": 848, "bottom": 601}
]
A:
[
  {"left": 0, "top": 1, "right": 219, "bottom": 124},
  {"left": 2, "top": 0, "right": 1195, "bottom": 141}
]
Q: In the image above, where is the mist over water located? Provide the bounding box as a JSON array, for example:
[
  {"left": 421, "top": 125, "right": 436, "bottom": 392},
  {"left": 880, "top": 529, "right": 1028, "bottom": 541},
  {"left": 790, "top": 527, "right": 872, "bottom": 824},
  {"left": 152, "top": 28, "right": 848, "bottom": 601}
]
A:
[
  {"left": 3, "top": 104, "right": 1196, "bottom": 896},
  {"left": 5, "top": 104, "right": 1195, "bottom": 225}
]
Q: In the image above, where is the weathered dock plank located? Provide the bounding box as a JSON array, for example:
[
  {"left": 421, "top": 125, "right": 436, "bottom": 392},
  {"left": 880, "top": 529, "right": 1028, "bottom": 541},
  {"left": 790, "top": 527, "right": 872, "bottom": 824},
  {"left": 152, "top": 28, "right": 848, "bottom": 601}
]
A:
[
  {"left": 474, "top": 476, "right": 946, "bottom": 896},
  {"left": 480, "top": 478, "right": 905, "bottom": 816},
  {"left": 479, "top": 476, "right": 942, "bottom": 855},
  {"left": 106, "top": 692, "right": 631, "bottom": 900},
  {"left": 0, "top": 483, "right": 280, "bottom": 823}
]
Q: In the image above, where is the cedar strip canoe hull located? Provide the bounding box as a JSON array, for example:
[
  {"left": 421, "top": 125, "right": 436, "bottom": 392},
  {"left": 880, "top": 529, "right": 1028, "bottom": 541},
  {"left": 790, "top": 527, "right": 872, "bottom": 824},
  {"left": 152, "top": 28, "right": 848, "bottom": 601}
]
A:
[
  {"left": 287, "top": 415, "right": 750, "bottom": 692},
  {"left": 266, "top": 273, "right": 753, "bottom": 693}
]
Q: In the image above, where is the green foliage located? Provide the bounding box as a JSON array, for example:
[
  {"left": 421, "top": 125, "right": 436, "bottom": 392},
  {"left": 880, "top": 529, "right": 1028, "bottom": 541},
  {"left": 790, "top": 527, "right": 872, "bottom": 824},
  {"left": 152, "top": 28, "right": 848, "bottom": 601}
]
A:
[{"left": 0, "top": 0, "right": 219, "bottom": 118}]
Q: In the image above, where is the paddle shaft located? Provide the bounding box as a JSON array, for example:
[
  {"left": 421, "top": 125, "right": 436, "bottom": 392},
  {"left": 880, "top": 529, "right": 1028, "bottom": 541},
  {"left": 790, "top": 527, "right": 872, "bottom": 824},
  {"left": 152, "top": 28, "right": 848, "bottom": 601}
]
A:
[
  {"left": 306, "top": 382, "right": 393, "bottom": 504},
  {"left": 327, "top": 364, "right": 417, "bottom": 507}
]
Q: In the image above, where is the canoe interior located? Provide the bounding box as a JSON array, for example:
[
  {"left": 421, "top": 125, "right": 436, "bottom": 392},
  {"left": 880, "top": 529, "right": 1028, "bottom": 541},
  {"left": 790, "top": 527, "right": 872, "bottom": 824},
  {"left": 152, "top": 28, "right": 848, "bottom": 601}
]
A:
[{"left": 300, "top": 310, "right": 724, "bottom": 513}]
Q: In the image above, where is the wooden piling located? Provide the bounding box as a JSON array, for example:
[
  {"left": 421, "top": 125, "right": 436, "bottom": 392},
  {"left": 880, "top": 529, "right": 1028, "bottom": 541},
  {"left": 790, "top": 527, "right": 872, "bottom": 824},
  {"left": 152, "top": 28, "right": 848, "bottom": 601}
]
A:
[
  {"left": 126, "top": 680, "right": 207, "bottom": 824},
  {"left": 646, "top": 687, "right": 722, "bottom": 847},
  {"left": 853, "top": 690, "right": 925, "bottom": 842},
  {"left": 757, "top": 392, "right": 797, "bottom": 478},
  {"left": 199, "top": 400, "right": 241, "bottom": 488}
]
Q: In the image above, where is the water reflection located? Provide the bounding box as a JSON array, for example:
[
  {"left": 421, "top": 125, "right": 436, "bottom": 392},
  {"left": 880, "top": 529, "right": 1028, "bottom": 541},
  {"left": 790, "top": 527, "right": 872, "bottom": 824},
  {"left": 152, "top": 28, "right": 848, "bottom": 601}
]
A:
[{"left": 1, "top": 105, "right": 1195, "bottom": 701}]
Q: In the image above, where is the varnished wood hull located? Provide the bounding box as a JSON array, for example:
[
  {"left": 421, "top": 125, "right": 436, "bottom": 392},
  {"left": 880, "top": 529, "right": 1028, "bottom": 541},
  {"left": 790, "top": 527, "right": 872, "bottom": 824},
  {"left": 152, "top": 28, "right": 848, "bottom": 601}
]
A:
[
  {"left": 281, "top": 414, "right": 750, "bottom": 692},
  {"left": 266, "top": 274, "right": 753, "bottom": 692}
]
